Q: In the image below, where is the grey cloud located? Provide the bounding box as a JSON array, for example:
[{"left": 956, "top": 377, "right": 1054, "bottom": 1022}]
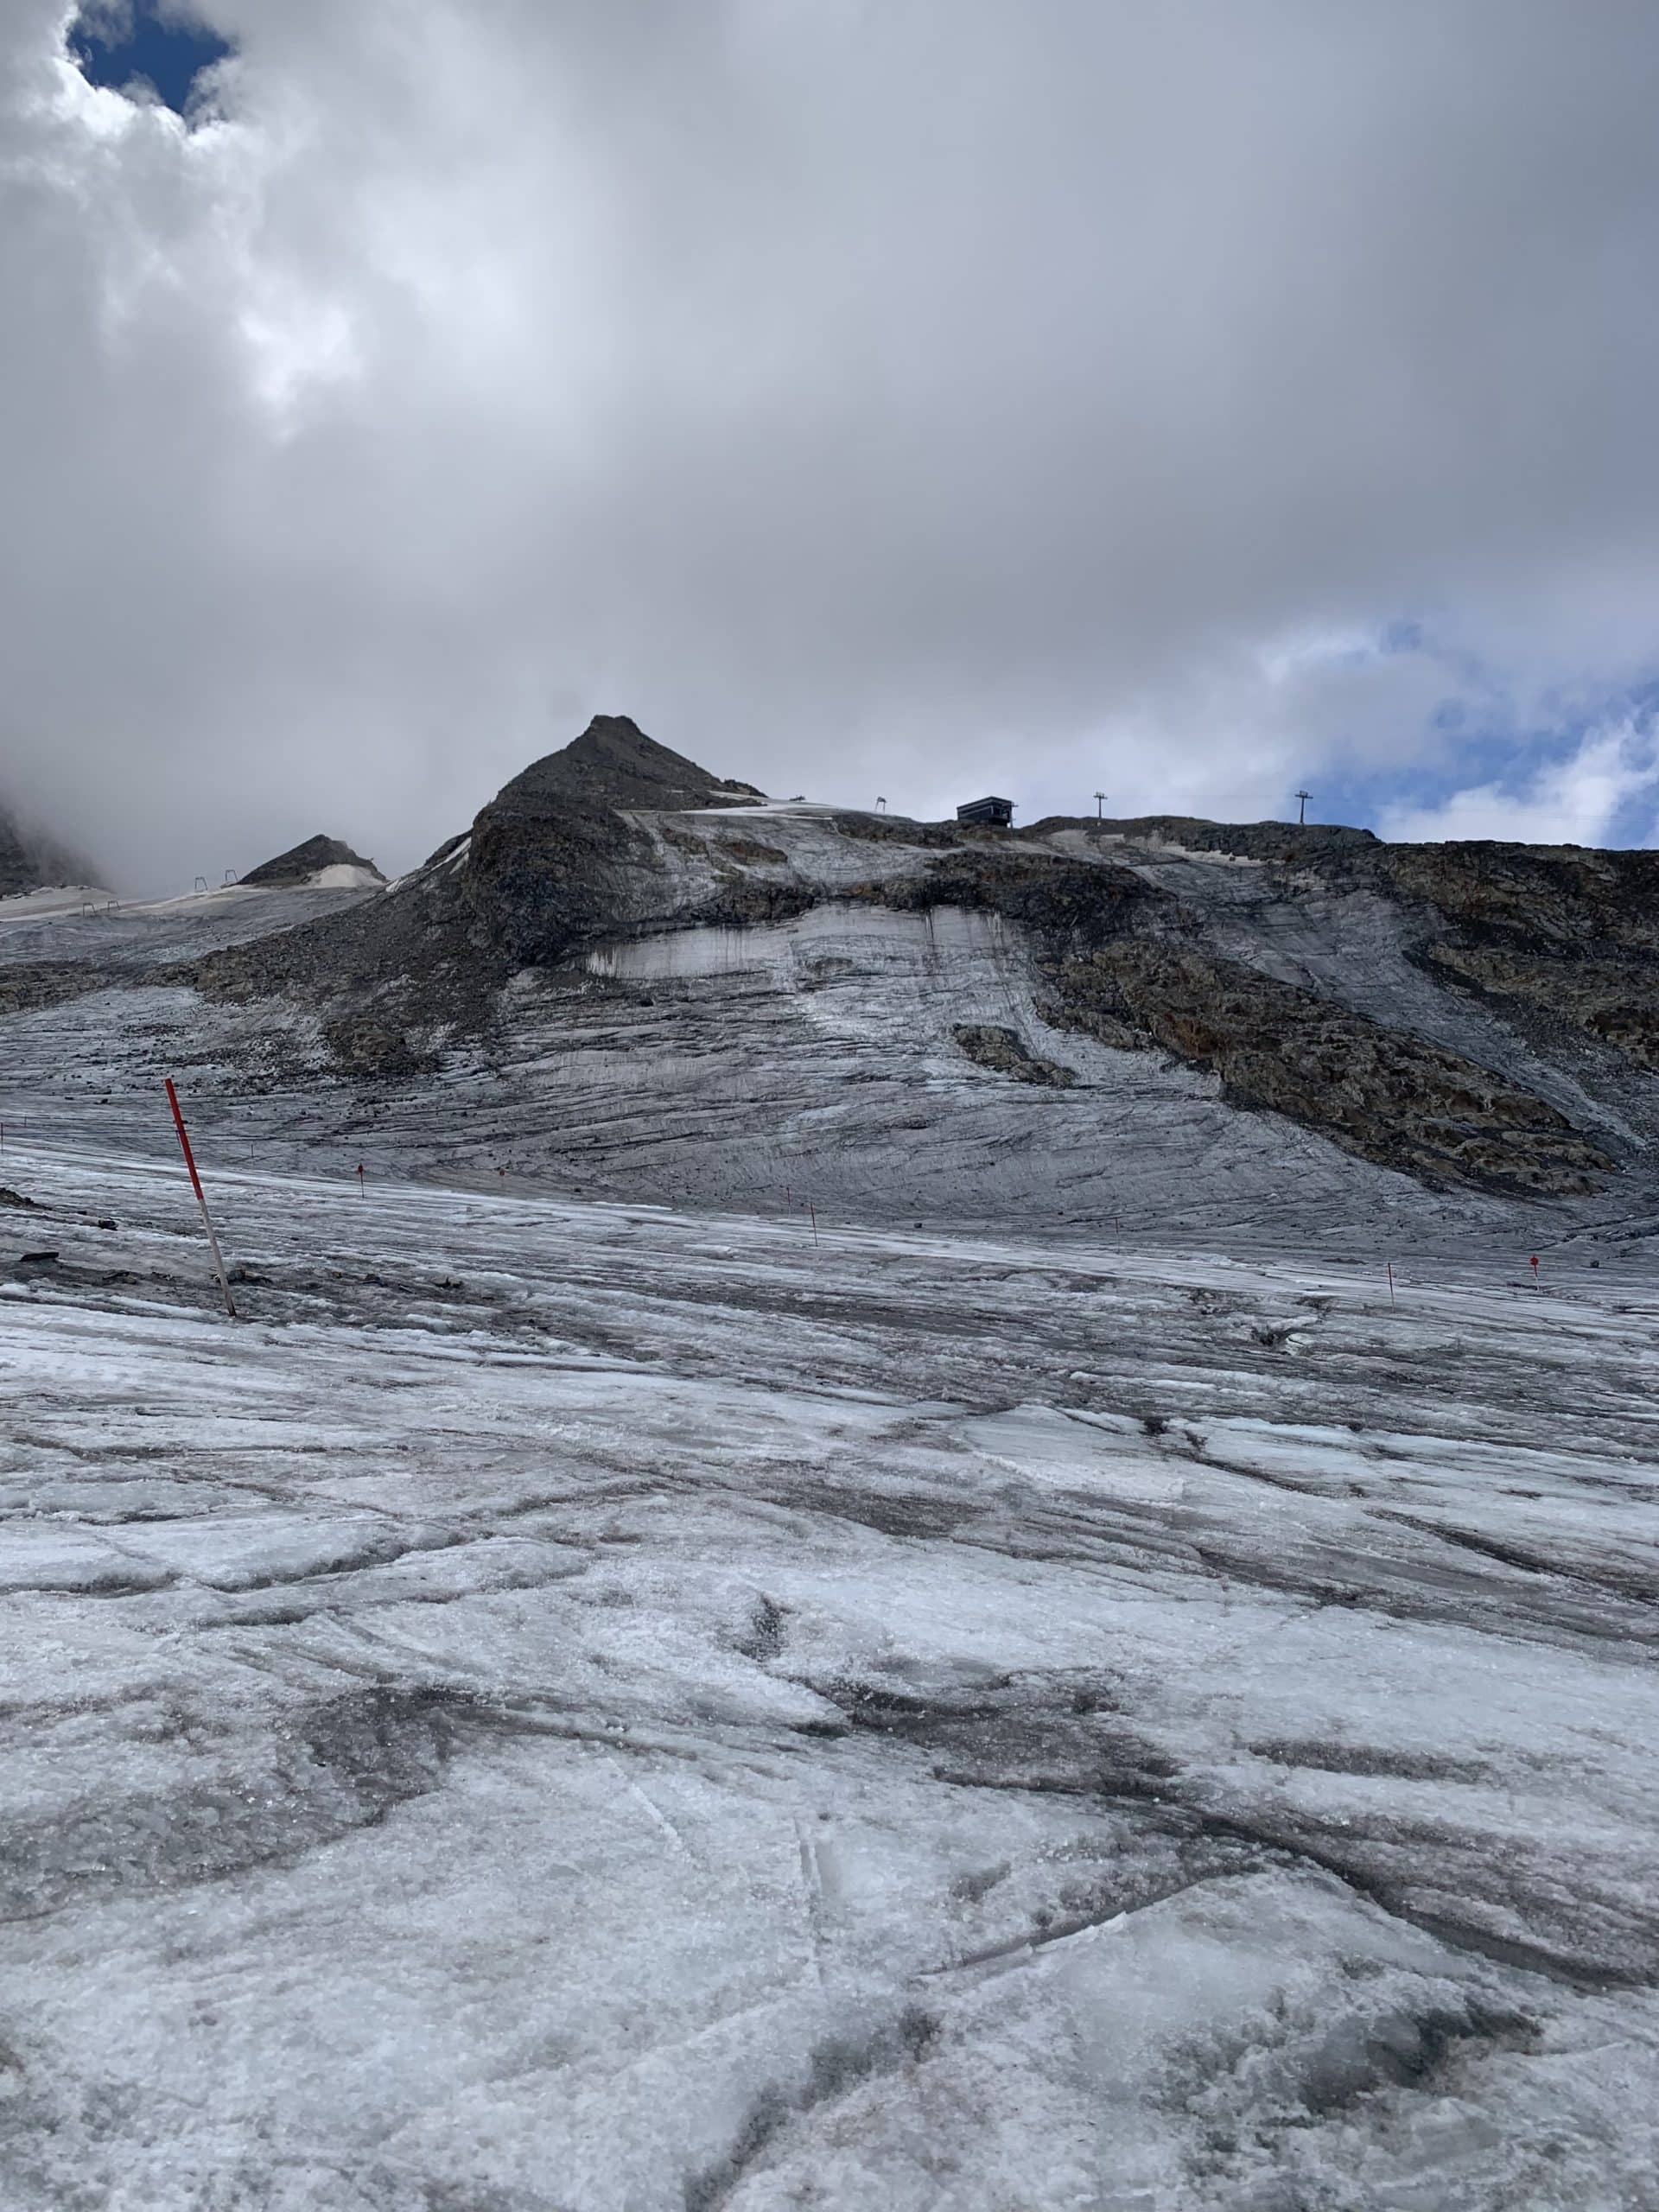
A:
[{"left": 3, "top": 0, "right": 1659, "bottom": 890}]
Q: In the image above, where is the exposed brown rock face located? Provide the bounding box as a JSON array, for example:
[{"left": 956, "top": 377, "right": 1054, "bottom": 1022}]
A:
[
  {"left": 242, "top": 836, "right": 383, "bottom": 888},
  {"left": 952, "top": 1025, "right": 1078, "bottom": 1087},
  {"left": 1378, "top": 842, "right": 1659, "bottom": 953},
  {"left": 1426, "top": 944, "right": 1659, "bottom": 1071},
  {"left": 830, "top": 812, "right": 961, "bottom": 851},
  {"left": 855, "top": 843, "right": 1611, "bottom": 1196},
  {"left": 716, "top": 835, "right": 788, "bottom": 866},
  {"left": 320, "top": 1014, "right": 439, "bottom": 1080},
  {"left": 696, "top": 878, "right": 818, "bottom": 929},
  {"left": 1373, "top": 844, "right": 1659, "bottom": 1073},
  {"left": 1046, "top": 943, "right": 1611, "bottom": 1196},
  {"left": 859, "top": 848, "right": 1172, "bottom": 943}
]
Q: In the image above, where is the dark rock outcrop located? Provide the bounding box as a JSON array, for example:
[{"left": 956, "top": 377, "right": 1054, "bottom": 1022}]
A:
[
  {"left": 1379, "top": 842, "right": 1659, "bottom": 953},
  {"left": 1047, "top": 942, "right": 1611, "bottom": 1196},
  {"left": 952, "top": 1025, "right": 1078, "bottom": 1087},
  {"left": 857, "top": 842, "right": 1612, "bottom": 1197},
  {"left": 0, "top": 804, "right": 96, "bottom": 897},
  {"left": 187, "top": 715, "right": 764, "bottom": 1040},
  {"left": 1375, "top": 843, "right": 1659, "bottom": 1072},
  {"left": 717, "top": 835, "right": 788, "bottom": 866},
  {"left": 1029, "top": 815, "right": 1382, "bottom": 868},
  {"left": 321, "top": 1014, "right": 439, "bottom": 1080},
  {"left": 856, "top": 847, "right": 1173, "bottom": 944},
  {"left": 483, "top": 715, "right": 761, "bottom": 817},
  {"left": 241, "top": 836, "right": 384, "bottom": 888},
  {"left": 0, "top": 963, "right": 105, "bottom": 1016},
  {"left": 465, "top": 715, "right": 762, "bottom": 965},
  {"left": 188, "top": 844, "right": 490, "bottom": 1058}
]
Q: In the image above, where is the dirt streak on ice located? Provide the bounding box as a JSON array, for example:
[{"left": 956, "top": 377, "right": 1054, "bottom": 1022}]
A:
[{"left": 2, "top": 1142, "right": 1658, "bottom": 2209}]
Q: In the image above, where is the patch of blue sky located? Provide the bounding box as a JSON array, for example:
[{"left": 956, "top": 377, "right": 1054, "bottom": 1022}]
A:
[
  {"left": 1313, "top": 705, "right": 1659, "bottom": 846},
  {"left": 1291, "top": 619, "right": 1659, "bottom": 845},
  {"left": 67, "top": 2, "right": 232, "bottom": 118}
]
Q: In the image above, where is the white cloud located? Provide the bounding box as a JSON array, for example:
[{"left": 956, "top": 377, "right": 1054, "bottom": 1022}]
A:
[
  {"left": 1378, "top": 721, "right": 1659, "bottom": 847},
  {"left": 5, "top": 2, "right": 1659, "bottom": 887}
]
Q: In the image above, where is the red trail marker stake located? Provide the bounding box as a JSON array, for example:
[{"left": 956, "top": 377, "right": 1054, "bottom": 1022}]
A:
[
  {"left": 1530, "top": 1254, "right": 1540, "bottom": 1286},
  {"left": 1387, "top": 1262, "right": 1395, "bottom": 1309},
  {"left": 357, "top": 1162, "right": 365, "bottom": 1197},
  {"left": 165, "top": 1078, "right": 236, "bottom": 1319}
]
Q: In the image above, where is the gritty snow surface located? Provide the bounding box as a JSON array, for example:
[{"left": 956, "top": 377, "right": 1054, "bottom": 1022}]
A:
[{"left": 3, "top": 1144, "right": 1658, "bottom": 2209}]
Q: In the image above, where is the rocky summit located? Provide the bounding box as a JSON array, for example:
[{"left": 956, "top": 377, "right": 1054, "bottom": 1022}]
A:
[
  {"left": 3, "top": 713, "right": 1656, "bottom": 1245},
  {"left": 240, "top": 834, "right": 385, "bottom": 888}
]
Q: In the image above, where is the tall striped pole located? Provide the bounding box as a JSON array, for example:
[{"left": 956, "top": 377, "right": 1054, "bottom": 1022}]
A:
[{"left": 165, "top": 1078, "right": 237, "bottom": 1319}]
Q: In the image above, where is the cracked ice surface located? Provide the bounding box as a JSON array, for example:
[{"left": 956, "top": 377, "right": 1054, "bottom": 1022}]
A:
[{"left": 3, "top": 1145, "right": 1659, "bottom": 2208}]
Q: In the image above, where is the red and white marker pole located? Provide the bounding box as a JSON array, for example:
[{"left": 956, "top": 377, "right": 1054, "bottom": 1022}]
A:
[
  {"left": 357, "top": 1162, "right": 365, "bottom": 1198},
  {"left": 165, "top": 1078, "right": 237, "bottom": 1319},
  {"left": 1530, "top": 1254, "right": 1540, "bottom": 1287}
]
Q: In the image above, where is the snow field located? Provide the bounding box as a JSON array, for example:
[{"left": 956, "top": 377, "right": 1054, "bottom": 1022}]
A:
[{"left": 2, "top": 1143, "right": 1658, "bottom": 2207}]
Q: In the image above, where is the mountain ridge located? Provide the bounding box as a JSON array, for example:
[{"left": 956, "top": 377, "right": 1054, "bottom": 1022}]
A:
[{"left": 4, "top": 714, "right": 1657, "bottom": 1238}]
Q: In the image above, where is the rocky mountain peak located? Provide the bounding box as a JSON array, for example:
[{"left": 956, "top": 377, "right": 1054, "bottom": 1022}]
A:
[
  {"left": 157, "top": 717, "right": 1659, "bottom": 1215},
  {"left": 462, "top": 715, "right": 765, "bottom": 967},
  {"left": 493, "top": 715, "right": 764, "bottom": 818},
  {"left": 241, "top": 836, "right": 384, "bottom": 889}
]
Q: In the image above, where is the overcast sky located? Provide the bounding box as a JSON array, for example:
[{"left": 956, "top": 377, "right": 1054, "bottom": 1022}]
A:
[{"left": 4, "top": 1, "right": 1659, "bottom": 890}]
